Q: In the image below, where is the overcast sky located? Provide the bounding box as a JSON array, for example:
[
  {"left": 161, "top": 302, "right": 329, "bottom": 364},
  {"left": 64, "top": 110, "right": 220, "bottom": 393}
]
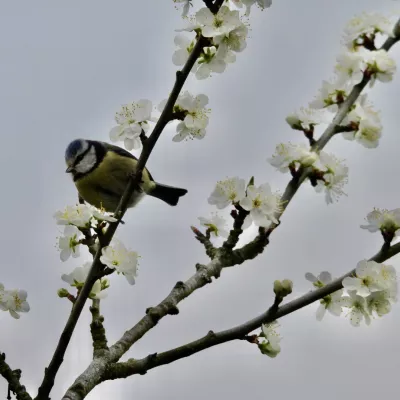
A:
[{"left": 1, "top": 0, "right": 400, "bottom": 399}]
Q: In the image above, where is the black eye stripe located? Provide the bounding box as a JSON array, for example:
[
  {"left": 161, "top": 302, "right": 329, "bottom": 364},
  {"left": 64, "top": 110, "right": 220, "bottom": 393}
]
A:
[{"left": 73, "top": 146, "right": 91, "bottom": 167}]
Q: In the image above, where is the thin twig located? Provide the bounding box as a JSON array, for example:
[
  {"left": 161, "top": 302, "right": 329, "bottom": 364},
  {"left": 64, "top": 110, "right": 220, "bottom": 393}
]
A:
[
  {"left": 223, "top": 206, "right": 249, "bottom": 250},
  {"left": 191, "top": 226, "right": 217, "bottom": 258}
]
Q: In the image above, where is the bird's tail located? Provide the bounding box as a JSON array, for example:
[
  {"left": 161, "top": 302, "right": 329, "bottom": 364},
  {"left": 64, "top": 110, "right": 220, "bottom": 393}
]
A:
[{"left": 149, "top": 183, "right": 188, "bottom": 206}]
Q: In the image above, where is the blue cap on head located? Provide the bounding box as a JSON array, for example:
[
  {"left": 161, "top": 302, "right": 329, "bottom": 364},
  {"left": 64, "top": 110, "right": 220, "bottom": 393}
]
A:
[{"left": 65, "top": 139, "right": 88, "bottom": 163}]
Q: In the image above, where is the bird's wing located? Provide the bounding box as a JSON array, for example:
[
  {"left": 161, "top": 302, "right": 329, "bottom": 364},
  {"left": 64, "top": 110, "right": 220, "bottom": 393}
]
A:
[
  {"left": 100, "top": 141, "right": 154, "bottom": 181},
  {"left": 101, "top": 142, "right": 139, "bottom": 160}
]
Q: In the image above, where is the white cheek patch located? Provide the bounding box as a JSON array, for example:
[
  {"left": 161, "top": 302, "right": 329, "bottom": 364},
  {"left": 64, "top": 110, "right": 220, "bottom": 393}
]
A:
[{"left": 75, "top": 146, "right": 97, "bottom": 174}]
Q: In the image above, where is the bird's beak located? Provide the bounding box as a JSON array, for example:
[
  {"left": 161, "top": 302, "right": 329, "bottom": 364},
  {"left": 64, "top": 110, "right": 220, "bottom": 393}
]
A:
[{"left": 65, "top": 166, "right": 74, "bottom": 173}]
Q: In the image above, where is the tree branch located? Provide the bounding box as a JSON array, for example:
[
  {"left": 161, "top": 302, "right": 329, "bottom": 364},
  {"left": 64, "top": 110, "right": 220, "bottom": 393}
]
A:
[
  {"left": 222, "top": 206, "right": 249, "bottom": 250},
  {"left": 62, "top": 15, "right": 400, "bottom": 400},
  {"left": 103, "top": 241, "right": 400, "bottom": 379},
  {"left": 89, "top": 300, "right": 108, "bottom": 358},
  {"left": 191, "top": 226, "right": 217, "bottom": 259},
  {"left": 0, "top": 353, "right": 32, "bottom": 400},
  {"left": 60, "top": 3, "right": 228, "bottom": 399},
  {"left": 36, "top": 25, "right": 213, "bottom": 400},
  {"left": 234, "top": 28, "right": 400, "bottom": 257}
]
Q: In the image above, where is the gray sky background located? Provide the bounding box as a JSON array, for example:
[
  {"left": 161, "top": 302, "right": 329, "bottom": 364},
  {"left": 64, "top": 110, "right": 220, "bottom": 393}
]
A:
[{"left": 1, "top": 0, "right": 400, "bottom": 399}]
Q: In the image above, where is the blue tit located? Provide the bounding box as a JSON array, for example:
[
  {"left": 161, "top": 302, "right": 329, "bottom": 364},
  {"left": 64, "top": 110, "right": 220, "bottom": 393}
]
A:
[{"left": 64, "top": 139, "right": 188, "bottom": 212}]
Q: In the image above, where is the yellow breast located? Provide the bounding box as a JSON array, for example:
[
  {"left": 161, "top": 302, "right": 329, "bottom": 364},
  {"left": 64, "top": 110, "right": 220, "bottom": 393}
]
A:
[{"left": 74, "top": 151, "right": 155, "bottom": 211}]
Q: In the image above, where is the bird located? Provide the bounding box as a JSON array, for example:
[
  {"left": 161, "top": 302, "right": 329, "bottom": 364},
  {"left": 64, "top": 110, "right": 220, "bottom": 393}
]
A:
[{"left": 64, "top": 139, "right": 188, "bottom": 212}]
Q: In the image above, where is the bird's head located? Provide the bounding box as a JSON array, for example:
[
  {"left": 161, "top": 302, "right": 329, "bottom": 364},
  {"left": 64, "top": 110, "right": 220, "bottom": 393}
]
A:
[{"left": 65, "top": 139, "right": 97, "bottom": 175}]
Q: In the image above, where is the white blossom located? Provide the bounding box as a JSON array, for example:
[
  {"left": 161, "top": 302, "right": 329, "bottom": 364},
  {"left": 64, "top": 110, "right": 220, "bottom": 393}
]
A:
[
  {"left": 342, "top": 94, "right": 382, "bottom": 148},
  {"left": 341, "top": 261, "right": 397, "bottom": 325},
  {"left": 343, "top": 12, "right": 395, "bottom": 50},
  {"left": 305, "top": 271, "right": 343, "bottom": 320},
  {"left": 360, "top": 208, "right": 400, "bottom": 235},
  {"left": 61, "top": 263, "right": 90, "bottom": 286},
  {"left": 2, "top": 289, "right": 30, "bottom": 319},
  {"left": 239, "top": 183, "right": 282, "bottom": 228},
  {"left": 316, "top": 290, "right": 344, "bottom": 321},
  {"left": 208, "top": 177, "right": 246, "bottom": 209},
  {"left": 172, "top": 34, "right": 195, "bottom": 66},
  {"left": 259, "top": 320, "right": 281, "bottom": 358},
  {"left": 194, "top": 46, "right": 229, "bottom": 79},
  {"left": 196, "top": 6, "right": 242, "bottom": 38},
  {"left": 173, "top": 122, "right": 206, "bottom": 142},
  {"left": 61, "top": 262, "right": 109, "bottom": 300},
  {"left": 89, "top": 205, "right": 118, "bottom": 223},
  {"left": 366, "top": 291, "right": 392, "bottom": 317},
  {"left": 376, "top": 263, "right": 398, "bottom": 302},
  {"left": 58, "top": 225, "right": 82, "bottom": 262},
  {"left": 365, "top": 50, "right": 397, "bottom": 85},
  {"left": 342, "top": 260, "right": 384, "bottom": 297},
  {"left": 213, "top": 23, "right": 248, "bottom": 54},
  {"left": 340, "top": 291, "right": 371, "bottom": 327},
  {"left": 100, "top": 239, "right": 139, "bottom": 285},
  {"left": 198, "top": 214, "right": 229, "bottom": 238},
  {"left": 54, "top": 204, "right": 93, "bottom": 228},
  {"left": 286, "top": 107, "right": 330, "bottom": 131},
  {"left": 314, "top": 152, "right": 348, "bottom": 204},
  {"left": 305, "top": 271, "right": 333, "bottom": 288},
  {"left": 109, "top": 100, "right": 156, "bottom": 151},
  {"left": 310, "top": 79, "right": 353, "bottom": 112},
  {"left": 169, "top": 91, "right": 210, "bottom": 130},
  {"left": 335, "top": 50, "right": 366, "bottom": 85},
  {"left": 268, "top": 143, "right": 318, "bottom": 173}
]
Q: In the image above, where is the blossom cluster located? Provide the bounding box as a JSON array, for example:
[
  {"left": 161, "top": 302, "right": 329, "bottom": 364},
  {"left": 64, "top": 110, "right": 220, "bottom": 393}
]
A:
[
  {"left": 158, "top": 91, "right": 211, "bottom": 141},
  {"left": 287, "top": 13, "right": 397, "bottom": 149},
  {"left": 198, "top": 213, "right": 229, "bottom": 238},
  {"left": 54, "top": 203, "right": 117, "bottom": 229},
  {"left": 268, "top": 144, "right": 348, "bottom": 204},
  {"left": 109, "top": 91, "right": 211, "bottom": 147},
  {"left": 173, "top": 5, "right": 253, "bottom": 79},
  {"left": 111, "top": 2, "right": 272, "bottom": 148},
  {"left": 360, "top": 208, "right": 400, "bottom": 239},
  {"left": 0, "top": 284, "right": 30, "bottom": 319},
  {"left": 109, "top": 99, "right": 157, "bottom": 151},
  {"left": 100, "top": 239, "right": 139, "bottom": 285},
  {"left": 54, "top": 203, "right": 116, "bottom": 262},
  {"left": 54, "top": 203, "right": 139, "bottom": 298},
  {"left": 206, "top": 176, "right": 282, "bottom": 228},
  {"left": 306, "top": 260, "right": 398, "bottom": 327},
  {"left": 61, "top": 262, "right": 110, "bottom": 300}
]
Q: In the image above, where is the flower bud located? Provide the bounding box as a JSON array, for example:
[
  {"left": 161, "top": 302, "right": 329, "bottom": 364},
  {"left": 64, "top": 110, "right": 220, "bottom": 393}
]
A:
[
  {"left": 274, "top": 279, "right": 293, "bottom": 298},
  {"left": 273, "top": 280, "right": 283, "bottom": 297},
  {"left": 57, "top": 288, "right": 70, "bottom": 298},
  {"left": 281, "top": 279, "right": 293, "bottom": 295}
]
